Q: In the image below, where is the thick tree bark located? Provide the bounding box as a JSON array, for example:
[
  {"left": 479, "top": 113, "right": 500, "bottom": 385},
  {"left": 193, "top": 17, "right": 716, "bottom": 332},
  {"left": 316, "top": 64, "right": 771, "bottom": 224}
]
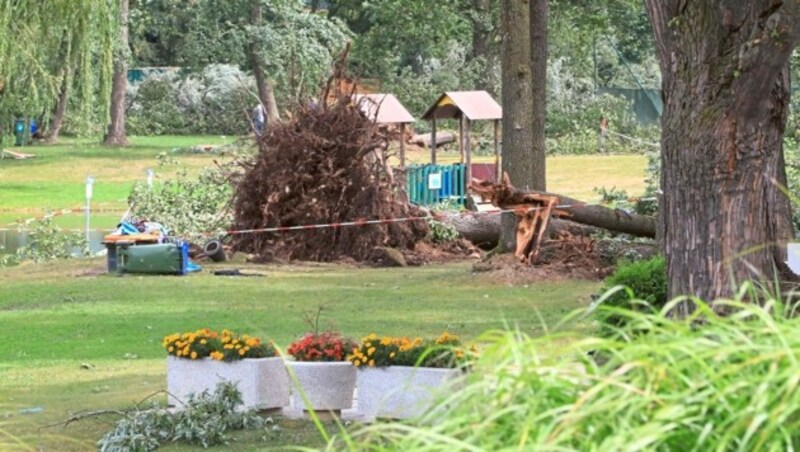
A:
[
  {"left": 249, "top": 0, "right": 280, "bottom": 125},
  {"left": 103, "top": 0, "right": 129, "bottom": 146},
  {"left": 46, "top": 68, "right": 71, "bottom": 143},
  {"left": 471, "top": 0, "right": 498, "bottom": 96},
  {"left": 530, "top": 0, "right": 547, "bottom": 192},
  {"left": 645, "top": 1, "right": 800, "bottom": 309},
  {"left": 499, "top": 0, "right": 535, "bottom": 252}
]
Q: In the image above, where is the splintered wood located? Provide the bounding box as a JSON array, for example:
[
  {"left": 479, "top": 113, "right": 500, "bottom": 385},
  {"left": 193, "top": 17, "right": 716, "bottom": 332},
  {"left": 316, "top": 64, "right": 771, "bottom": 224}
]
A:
[
  {"left": 471, "top": 173, "right": 559, "bottom": 264},
  {"left": 513, "top": 198, "right": 556, "bottom": 264}
]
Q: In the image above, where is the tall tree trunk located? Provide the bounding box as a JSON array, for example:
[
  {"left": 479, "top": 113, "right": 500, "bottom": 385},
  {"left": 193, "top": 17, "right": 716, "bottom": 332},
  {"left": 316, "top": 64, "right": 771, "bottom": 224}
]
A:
[
  {"left": 530, "top": 0, "right": 547, "bottom": 192},
  {"left": 645, "top": 1, "right": 800, "bottom": 311},
  {"left": 499, "top": 0, "right": 535, "bottom": 252},
  {"left": 103, "top": 0, "right": 129, "bottom": 146},
  {"left": 471, "top": 0, "right": 498, "bottom": 96},
  {"left": 46, "top": 68, "right": 71, "bottom": 143},
  {"left": 249, "top": 0, "right": 280, "bottom": 125}
]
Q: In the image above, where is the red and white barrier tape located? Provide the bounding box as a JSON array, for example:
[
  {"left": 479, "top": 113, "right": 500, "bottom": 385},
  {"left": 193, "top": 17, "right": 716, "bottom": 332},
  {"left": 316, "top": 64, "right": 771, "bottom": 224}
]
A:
[{"left": 5, "top": 207, "right": 126, "bottom": 227}]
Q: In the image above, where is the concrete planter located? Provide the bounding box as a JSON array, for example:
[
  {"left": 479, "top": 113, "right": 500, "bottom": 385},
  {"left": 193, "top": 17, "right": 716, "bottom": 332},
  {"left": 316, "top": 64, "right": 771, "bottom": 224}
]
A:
[
  {"left": 289, "top": 361, "right": 356, "bottom": 411},
  {"left": 166, "top": 356, "right": 290, "bottom": 410},
  {"left": 788, "top": 243, "right": 800, "bottom": 275},
  {"left": 356, "top": 366, "right": 462, "bottom": 420}
]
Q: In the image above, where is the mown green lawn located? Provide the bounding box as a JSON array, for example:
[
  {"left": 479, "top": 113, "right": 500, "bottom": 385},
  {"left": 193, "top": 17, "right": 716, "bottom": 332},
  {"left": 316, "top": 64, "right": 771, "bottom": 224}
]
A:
[
  {"left": 0, "top": 135, "right": 236, "bottom": 227},
  {"left": 0, "top": 258, "right": 598, "bottom": 450}
]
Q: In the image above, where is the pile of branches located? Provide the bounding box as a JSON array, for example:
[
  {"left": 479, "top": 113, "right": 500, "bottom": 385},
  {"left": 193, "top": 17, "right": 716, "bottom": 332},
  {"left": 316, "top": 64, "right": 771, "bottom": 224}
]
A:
[{"left": 231, "top": 93, "right": 427, "bottom": 262}]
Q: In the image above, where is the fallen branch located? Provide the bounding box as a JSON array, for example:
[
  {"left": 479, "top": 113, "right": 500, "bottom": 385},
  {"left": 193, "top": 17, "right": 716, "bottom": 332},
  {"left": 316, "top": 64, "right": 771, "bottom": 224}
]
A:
[{"left": 38, "top": 390, "right": 183, "bottom": 431}]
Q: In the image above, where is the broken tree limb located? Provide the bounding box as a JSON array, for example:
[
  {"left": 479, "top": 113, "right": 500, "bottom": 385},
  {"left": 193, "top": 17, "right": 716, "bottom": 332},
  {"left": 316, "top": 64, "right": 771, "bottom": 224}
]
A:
[{"left": 470, "top": 175, "right": 656, "bottom": 238}]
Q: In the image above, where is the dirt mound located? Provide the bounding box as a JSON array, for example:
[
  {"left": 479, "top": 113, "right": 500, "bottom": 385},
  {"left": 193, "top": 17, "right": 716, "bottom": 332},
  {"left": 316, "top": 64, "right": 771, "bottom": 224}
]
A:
[{"left": 473, "top": 234, "right": 658, "bottom": 283}]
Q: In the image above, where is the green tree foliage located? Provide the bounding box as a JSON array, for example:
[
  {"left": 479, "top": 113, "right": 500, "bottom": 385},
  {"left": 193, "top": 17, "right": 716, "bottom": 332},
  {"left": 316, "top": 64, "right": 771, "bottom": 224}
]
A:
[
  {"left": 0, "top": 0, "right": 118, "bottom": 136},
  {"left": 130, "top": 0, "right": 350, "bottom": 105}
]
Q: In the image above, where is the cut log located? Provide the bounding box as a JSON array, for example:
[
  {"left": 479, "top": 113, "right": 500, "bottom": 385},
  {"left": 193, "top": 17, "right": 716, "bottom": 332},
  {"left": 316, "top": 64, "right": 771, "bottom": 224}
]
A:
[
  {"left": 411, "top": 132, "right": 455, "bottom": 148},
  {"left": 470, "top": 175, "right": 656, "bottom": 238}
]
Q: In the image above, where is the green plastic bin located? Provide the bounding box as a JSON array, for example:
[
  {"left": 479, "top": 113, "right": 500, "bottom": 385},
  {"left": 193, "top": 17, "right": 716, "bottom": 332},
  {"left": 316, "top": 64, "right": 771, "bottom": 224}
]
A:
[{"left": 118, "top": 243, "right": 188, "bottom": 275}]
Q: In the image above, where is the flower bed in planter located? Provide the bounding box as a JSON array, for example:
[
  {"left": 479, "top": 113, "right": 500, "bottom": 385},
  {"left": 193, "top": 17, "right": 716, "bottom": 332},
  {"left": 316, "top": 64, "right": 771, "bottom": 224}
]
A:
[
  {"left": 286, "top": 332, "right": 357, "bottom": 412},
  {"left": 163, "top": 329, "right": 289, "bottom": 410},
  {"left": 349, "top": 333, "right": 473, "bottom": 420}
]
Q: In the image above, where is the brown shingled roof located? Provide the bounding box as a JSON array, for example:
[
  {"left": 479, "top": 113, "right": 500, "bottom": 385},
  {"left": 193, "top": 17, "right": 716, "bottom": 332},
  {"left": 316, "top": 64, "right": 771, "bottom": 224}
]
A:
[{"left": 355, "top": 94, "right": 415, "bottom": 124}]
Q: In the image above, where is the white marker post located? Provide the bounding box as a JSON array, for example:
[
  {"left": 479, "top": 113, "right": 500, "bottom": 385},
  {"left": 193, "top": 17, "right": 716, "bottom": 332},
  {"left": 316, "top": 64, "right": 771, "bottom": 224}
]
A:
[
  {"left": 85, "top": 176, "right": 94, "bottom": 242},
  {"left": 146, "top": 168, "right": 154, "bottom": 188}
]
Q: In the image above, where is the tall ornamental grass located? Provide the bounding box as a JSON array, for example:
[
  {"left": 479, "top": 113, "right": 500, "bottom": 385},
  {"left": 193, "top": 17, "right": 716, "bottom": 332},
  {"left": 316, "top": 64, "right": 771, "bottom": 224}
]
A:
[{"left": 330, "top": 285, "right": 800, "bottom": 450}]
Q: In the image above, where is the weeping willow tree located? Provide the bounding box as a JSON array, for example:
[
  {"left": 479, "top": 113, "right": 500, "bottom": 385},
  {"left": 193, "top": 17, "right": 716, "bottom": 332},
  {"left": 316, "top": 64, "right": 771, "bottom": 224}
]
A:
[{"left": 0, "top": 0, "right": 117, "bottom": 144}]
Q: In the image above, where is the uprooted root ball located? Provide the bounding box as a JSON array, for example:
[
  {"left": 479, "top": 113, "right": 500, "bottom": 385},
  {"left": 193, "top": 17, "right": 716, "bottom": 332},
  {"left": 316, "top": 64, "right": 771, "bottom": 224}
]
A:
[{"left": 231, "top": 99, "right": 427, "bottom": 262}]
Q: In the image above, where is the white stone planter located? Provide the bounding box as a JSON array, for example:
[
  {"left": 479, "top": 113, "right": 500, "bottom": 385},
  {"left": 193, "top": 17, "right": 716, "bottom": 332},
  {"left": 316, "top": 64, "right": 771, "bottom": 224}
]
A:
[
  {"left": 356, "top": 366, "right": 462, "bottom": 420},
  {"left": 289, "top": 361, "right": 356, "bottom": 411},
  {"left": 166, "top": 356, "right": 290, "bottom": 410}
]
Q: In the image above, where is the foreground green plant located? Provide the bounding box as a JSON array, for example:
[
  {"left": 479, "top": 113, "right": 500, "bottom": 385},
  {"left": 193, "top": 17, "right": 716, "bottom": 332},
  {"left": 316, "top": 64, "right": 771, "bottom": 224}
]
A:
[
  {"left": 332, "top": 287, "right": 800, "bottom": 450},
  {"left": 98, "top": 381, "right": 263, "bottom": 451}
]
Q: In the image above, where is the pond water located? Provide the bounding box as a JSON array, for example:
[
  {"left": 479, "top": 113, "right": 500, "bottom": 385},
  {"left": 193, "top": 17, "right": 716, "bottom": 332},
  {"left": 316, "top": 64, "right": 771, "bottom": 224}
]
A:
[{"left": 0, "top": 229, "right": 108, "bottom": 255}]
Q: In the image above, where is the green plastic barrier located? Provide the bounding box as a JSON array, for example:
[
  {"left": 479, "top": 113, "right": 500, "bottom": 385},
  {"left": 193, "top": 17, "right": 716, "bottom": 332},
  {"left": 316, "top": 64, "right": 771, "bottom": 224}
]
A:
[{"left": 406, "top": 163, "right": 467, "bottom": 207}]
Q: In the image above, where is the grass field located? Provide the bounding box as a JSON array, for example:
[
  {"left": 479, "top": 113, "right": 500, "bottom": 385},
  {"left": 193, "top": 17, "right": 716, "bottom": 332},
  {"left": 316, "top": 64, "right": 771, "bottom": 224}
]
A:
[
  {"left": 0, "top": 258, "right": 598, "bottom": 450},
  {"left": 0, "top": 135, "right": 647, "bottom": 229}
]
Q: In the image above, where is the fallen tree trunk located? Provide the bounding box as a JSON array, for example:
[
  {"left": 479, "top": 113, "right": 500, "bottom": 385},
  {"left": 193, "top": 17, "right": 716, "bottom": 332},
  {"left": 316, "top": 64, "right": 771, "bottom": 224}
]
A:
[
  {"left": 470, "top": 177, "right": 656, "bottom": 238},
  {"left": 440, "top": 213, "right": 602, "bottom": 248}
]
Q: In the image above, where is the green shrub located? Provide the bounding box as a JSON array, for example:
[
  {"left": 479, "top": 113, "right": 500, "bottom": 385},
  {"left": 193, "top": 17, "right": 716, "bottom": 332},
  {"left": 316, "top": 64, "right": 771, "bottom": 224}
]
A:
[
  {"left": 426, "top": 218, "right": 459, "bottom": 244},
  {"left": 127, "top": 157, "right": 236, "bottom": 242},
  {"left": 1, "top": 215, "right": 88, "bottom": 266},
  {"left": 334, "top": 293, "right": 800, "bottom": 450},
  {"left": 596, "top": 255, "right": 666, "bottom": 335}
]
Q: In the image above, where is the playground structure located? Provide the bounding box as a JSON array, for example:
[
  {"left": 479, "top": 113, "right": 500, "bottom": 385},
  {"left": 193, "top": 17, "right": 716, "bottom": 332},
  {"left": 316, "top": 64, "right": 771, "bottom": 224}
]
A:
[{"left": 361, "top": 90, "right": 503, "bottom": 208}]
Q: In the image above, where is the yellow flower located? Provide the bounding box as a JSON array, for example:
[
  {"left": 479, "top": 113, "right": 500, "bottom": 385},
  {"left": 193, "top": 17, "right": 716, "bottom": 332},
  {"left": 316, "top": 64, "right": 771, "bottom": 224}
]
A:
[
  {"left": 190, "top": 351, "right": 198, "bottom": 359},
  {"left": 368, "top": 360, "right": 375, "bottom": 367},
  {"left": 380, "top": 337, "right": 392, "bottom": 346},
  {"left": 168, "top": 346, "right": 175, "bottom": 352},
  {"left": 389, "top": 352, "right": 396, "bottom": 358},
  {"left": 352, "top": 359, "right": 361, "bottom": 367},
  {"left": 210, "top": 351, "right": 224, "bottom": 361},
  {"left": 238, "top": 348, "right": 246, "bottom": 356},
  {"left": 223, "top": 344, "right": 234, "bottom": 350},
  {"left": 200, "top": 339, "right": 207, "bottom": 345},
  {"left": 367, "top": 347, "right": 376, "bottom": 356}
]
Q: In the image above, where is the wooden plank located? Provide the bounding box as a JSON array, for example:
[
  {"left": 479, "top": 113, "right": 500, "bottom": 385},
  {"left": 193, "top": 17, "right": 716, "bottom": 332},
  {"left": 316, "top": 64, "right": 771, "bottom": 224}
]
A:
[{"left": 1, "top": 149, "right": 36, "bottom": 159}]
